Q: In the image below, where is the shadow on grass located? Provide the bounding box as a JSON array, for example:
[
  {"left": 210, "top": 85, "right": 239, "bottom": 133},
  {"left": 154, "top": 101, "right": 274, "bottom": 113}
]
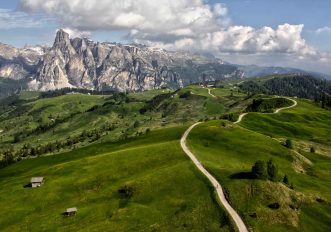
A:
[
  {"left": 23, "top": 183, "right": 32, "bottom": 188},
  {"left": 61, "top": 212, "right": 77, "bottom": 217},
  {"left": 230, "top": 172, "right": 255, "bottom": 180}
]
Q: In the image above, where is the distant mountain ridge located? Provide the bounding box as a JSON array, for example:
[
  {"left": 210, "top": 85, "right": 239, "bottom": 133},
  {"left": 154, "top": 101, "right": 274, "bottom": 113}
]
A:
[
  {"left": 238, "top": 65, "right": 331, "bottom": 80},
  {"left": 1, "top": 29, "right": 330, "bottom": 98},
  {"left": 0, "top": 29, "right": 243, "bottom": 94}
]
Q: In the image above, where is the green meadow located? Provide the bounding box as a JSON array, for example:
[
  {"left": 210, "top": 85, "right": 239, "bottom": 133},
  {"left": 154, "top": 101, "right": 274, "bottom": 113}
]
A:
[
  {"left": 0, "top": 126, "right": 231, "bottom": 231},
  {"left": 186, "top": 99, "right": 331, "bottom": 231},
  {"left": 240, "top": 99, "right": 331, "bottom": 147},
  {"left": 0, "top": 84, "right": 249, "bottom": 152},
  {"left": 1, "top": 78, "right": 330, "bottom": 231}
]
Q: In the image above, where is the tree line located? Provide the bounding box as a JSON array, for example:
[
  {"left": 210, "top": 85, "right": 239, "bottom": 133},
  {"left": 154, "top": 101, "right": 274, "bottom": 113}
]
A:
[
  {"left": 251, "top": 159, "right": 293, "bottom": 188},
  {"left": 246, "top": 98, "right": 293, "bottom": 113},
  {"left": 1, "top": 117, "right": 150, "bottom": 169},
  {"left": 240, "top": 75, "right": 331, "bottom": 106},
  {"left": 39, "top": 88, "right": 116, "bottom": 98},
  {"left": 1, "top": 124, "right": 116, "bottom": 169}
]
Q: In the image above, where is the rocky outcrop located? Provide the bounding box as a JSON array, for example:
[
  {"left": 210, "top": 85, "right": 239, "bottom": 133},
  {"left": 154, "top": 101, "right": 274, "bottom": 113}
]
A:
[
  {"left": 0, "top": 29, "right": 244, "bottom": 92},
  {"left": 0, "top": 43, "right": 45, "bottom": 80}
]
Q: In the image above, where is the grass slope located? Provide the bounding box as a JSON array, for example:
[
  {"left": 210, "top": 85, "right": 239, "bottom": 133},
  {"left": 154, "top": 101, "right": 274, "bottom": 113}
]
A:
[
  {"left": 2, "top": 81, "right": 330, "bottom": 231},
  {"left": 0, "top": 126, "right": 231, "bottom": 232},
  {"left": 0, "top": 84, "right": 251, "bottom": 153},
  {"left": 240, "top": 99, "right": 331, "bottom": 146},
  {"left": 186, "top": 100, "right": 331, "bottom": 232}
]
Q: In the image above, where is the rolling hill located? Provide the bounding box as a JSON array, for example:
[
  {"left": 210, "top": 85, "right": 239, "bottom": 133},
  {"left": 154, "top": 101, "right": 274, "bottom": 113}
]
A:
[
  {"left": 0, "top": 76, "right": 330, "bottom": 231},
  {"left": 186, "top": 99, "right": 331, "bottom": 232},
  {"left": 0, "top": 126, "right": 230, "bottom": 231}
]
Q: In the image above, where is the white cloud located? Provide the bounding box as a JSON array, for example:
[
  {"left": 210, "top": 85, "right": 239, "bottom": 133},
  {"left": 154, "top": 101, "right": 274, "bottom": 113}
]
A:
[
  {"left": 61, "top": 28, "right": 91, "bottom": 39},
  {"left": 133, "top": 23, "right": 316, "bottom": 57},
  {"left": 18, "top": 0, "right": 312, "bottom": 54},
  {"left": 18, "top": 0, "right": 331, "bottom": 71},
  {"left": 0, "top": 8, "right": 49, "bottom": 29},
  {"left": 19, "top": 0, "right": 228, "bottom": 32},
  {"left": 316, "top": 26, "right": 331, "bottom": 34}
]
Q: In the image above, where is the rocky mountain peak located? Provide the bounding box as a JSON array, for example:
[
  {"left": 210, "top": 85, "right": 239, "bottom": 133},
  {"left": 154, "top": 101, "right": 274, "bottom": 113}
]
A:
[
  {"left": 0, "top": 30, "right": 245, "bottom": 92},
  {"left": 53, "top": 29, "right": 70, "bottom": 48},
  {"left": 0, "top": 42, "right": 20, "bottom": 59},
  {"left": 52, "top": 29, "right": 76, "bottom": 61}
]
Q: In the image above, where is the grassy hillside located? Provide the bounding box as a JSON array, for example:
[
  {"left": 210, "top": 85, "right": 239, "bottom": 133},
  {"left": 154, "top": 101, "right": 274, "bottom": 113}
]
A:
[
  {"left": 240, "top": 99, "right": 331, "bottom": 147},
  {"left": 0, "top": 83, "right": 253, "bottom": 163},
  {"left": 1, "top": 77, "right": 330, "bottom": 231},
  {"left": 0, "top": 126, "right": 233, "bottom": 231},
  {"left": 186, "top": 100, "right": 331, "bottom": 231},
  {"left": 0, "top": 83, "right": 251, "bottom": 230}
]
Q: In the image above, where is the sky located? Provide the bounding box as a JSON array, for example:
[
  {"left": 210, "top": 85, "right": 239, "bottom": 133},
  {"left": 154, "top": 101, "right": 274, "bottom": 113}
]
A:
[{"left": 0, "top": 0, "right": 331, "bottom": 74}]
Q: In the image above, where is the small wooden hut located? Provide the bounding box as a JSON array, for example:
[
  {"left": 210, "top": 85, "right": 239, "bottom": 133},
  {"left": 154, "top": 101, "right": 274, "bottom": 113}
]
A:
[
  {"left": 31, "top": 177, "right": 44, "bottom": 188},
  {"left": 66, "top": 207, "right": 77, "bottom": 216}
]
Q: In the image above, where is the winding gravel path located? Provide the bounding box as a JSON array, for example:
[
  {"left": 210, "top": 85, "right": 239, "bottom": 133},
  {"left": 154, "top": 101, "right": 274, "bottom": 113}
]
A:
[
  {"left": 274, "top": 98, "right": 297, "bottom": 113},
  {"left": 180, "top": 123, "right": 249, "bottom": 232},
  {"left": 234, "top": 113, "right": 248, "bottom": 124},
  {"left": 180, "top": 97, "right": 297, "bottom": 232},
  {"left": 208, "top": 88, "right": 216, "bottom": 98},
  {"left": 235, "top": 97, "right": 298, "bottom": 124}
]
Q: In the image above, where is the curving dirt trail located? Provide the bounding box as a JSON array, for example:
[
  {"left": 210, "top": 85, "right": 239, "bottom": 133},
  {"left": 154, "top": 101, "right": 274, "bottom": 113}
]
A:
[
  {"left": 180, "top": 97, "right": 297, "bottom": 232},
  {"left": 235, "top": 98, "right": 297, "bottom": 124},
  {"left": 181, "top": 123, "right": 249, "bottom": 232}
]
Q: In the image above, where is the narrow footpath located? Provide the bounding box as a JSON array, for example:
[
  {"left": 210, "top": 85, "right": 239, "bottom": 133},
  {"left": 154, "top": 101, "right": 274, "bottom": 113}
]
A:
[
  {"left": 208, "top": 88, "right": 216, "bottom": 98},
  {"left": 180, "top": 123, "right": 249, "bottom": 232},
  {"left": 180, "top": 97, "right": 297, "bottom": 232},
  {"left": 235, "top": 98, "right": 298, "bottom": 124}
]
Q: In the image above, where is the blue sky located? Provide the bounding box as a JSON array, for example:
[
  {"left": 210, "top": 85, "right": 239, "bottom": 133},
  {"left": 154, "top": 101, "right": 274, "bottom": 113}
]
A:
[
  {"left": 0, "top": 0, "right": 15, "bottom": 8},
  {"left": 1, "top": 0, "right": 330, "bottom": 47},
  {"left": 1, "top": 0, "right": 331, "bottom": 73},
  {"left": 212, "top": 0, "right": 331, "bottom": 51},
  {"left": 212, "top": 0, "right": 331, "bottom": 28}
]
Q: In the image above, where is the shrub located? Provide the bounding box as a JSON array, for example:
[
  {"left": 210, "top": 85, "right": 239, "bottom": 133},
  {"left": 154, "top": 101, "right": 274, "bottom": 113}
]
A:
[
  {"left": 133, "top": 121, "right": 140, "bottom": 128},
  {"left": 118, "top": 185, "right": 135, "bottom": 199},
  {"left": 267, "top": 159, "right": 278, "bottom": 181},
  {"left": 179, "top": 90, "right": 191, "bottom": 98},
  {"left": 252, "top": 160, "right": 267, "bottom": 180},
  {"left": 249, "top": 212, "right": 257, "bottom": 218},
  {"left": 268, "top": 202, "right": 280, "bottom": 209},
  {"left": 219, "top": 113, "right": 240, "bottom": 122},
  {"left": 316, "top": 198, "right": 325, "bottom": 203},
  {"left": 285, "top": 139, "right": 293, "bottom": 149},
  {"left": 13, "top": 133, "right": 21, "bottom": 143},
  {"left": 283, "top": 175, "right": 289, "bottom": 185},
  {"left": 251, "top": 160, "right": 280, "bottom": 181}
]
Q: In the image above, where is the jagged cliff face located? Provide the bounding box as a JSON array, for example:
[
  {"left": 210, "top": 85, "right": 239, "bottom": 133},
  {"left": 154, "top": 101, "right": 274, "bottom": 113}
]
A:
[
  {"left": 0, "top": 30, "right": 244, "bottom": 92},
  {"left": 0, "top": 43, "right": 45, "bottom": 81}
]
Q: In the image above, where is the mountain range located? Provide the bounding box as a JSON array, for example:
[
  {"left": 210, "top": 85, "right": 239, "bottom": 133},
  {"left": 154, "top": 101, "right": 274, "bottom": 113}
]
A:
[
  {"left": 0, "top": 29, "right": 244, "bottom": 93},
  {"left": 0, "top": 29, "right": 329, "bottom": 97}
]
